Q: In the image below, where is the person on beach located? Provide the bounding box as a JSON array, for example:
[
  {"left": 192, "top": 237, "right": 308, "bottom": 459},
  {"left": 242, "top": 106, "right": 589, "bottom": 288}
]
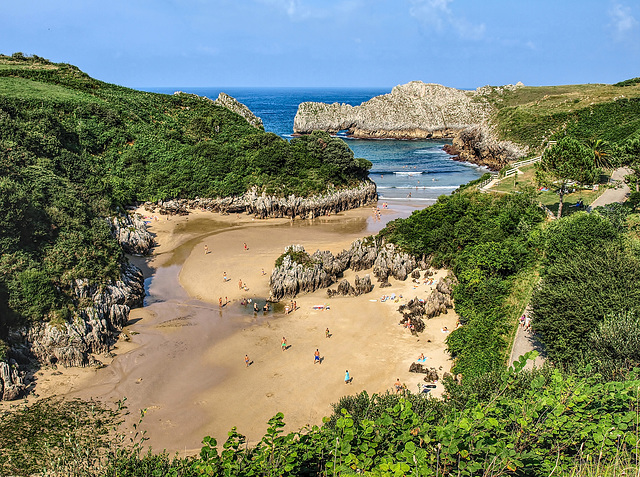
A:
[
  {"left": 225, "top": 296, "right": 228, "bottom": 305},
  {"left": 219, "top": 297, "right": 223, "bottom": 307},
  {"left": 394, "top": 379, "right": 403, "bottom": 394},
  {"left": 261, "top": 268, "right": 266, "bottom": 275},
  {"left": 344, "top": 370, "right": 350, "bottom": 384},
  {"left": 223, "top": 272, "right": 228, "bottom": 281},
  {"left": 263, "top": 302, "right": 270, "bottom": 312},
  {"left": 284, "top": 305, "right": 290, "bottom": 314},
  {"left": 239, "top": 279, "right": 243, "bottom": 290},
  {"left": 314, "top": 349, "right": 320, "bottom": 364},
  {"left": 325, "top": 328, "right": 330, "bottom": 338},
  {"left": 281, "top": 337, "right": 287, "bottom": 351},
  {"left": 204, "top": 244, "right": 209, "bottom": 254},
  {"left": 254, "top": 302, "right": 259, "bottom": 313},
  {"left": 244, "top": 242, "right": 248, "bottom": 251},
  {"left": 245, "top": 354, "right": 250, "bottom": 367}
]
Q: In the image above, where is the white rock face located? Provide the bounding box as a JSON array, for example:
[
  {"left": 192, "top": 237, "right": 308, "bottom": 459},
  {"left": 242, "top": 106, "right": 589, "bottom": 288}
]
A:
[
  {"left": 294, "top": 81, "right": 492, "bottom": 138},
  {"left": 213, "top": 92, "right": 264, "bottom": 130}
]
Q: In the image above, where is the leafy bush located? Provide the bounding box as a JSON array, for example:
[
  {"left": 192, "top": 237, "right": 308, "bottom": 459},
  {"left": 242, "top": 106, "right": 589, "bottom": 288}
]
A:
[
  {"left": 531, "top": 213, "right": 640, "bottom": 365},
  {"left": 381, "top": 189, "right": 545, "bottom": 375}
]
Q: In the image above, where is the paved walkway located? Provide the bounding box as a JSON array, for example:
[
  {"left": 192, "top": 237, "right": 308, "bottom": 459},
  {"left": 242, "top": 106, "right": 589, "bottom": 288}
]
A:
[
  {"left": 509, "top": 167, "right": 631, "bottom": 370},
  {"left": 588, "top": 167, "right": 632, "bottom": 210}
]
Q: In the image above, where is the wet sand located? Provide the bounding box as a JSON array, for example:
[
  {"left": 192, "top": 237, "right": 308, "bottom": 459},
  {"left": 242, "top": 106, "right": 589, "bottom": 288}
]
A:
[{"left": 15, "top": 203, "right": 458, "bottom": 455}]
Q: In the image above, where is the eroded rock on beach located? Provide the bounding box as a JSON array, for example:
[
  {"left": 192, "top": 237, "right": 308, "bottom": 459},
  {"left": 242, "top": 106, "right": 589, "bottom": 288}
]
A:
[
  {"left": 24, "top": 263, "right": 145, "bottom": 368},
  {"left": 144, "top": 181, "right": 377, "bottom": 219},
  {"left": 268, "top": 238, "right": 420, "bottom": 301},
  {"left": 109, "top": 214, "right": 154, "bottom": 255}
]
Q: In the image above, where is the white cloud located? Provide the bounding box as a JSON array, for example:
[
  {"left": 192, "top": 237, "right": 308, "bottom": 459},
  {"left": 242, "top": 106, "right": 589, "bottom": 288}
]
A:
[
  {"left": 609, "top": 3, "right": 639, "bottom": 40},
  {"left": 409, "top": 0, "right": 485, "bottom": 40}
]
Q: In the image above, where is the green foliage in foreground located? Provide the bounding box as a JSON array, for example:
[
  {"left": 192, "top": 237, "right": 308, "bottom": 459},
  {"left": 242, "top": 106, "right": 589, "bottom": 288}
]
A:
[
  {"left": 7, "top": 356, "right": 640, "bottom": 476},
  {"left": 0, "top": 54, "right": 371, "bottom": 339},
  {"left": 380, "top": 189, "right": 545, "bottom": 376}
]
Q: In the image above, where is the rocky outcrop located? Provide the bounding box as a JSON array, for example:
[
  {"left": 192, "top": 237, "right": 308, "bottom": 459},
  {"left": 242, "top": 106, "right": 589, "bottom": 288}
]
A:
[
  {"left": 24, "top": 263, "right": 144, "bottom": 368},
  {"left": 294, "top": 80, "right": 528, "bottom": 170},
  {"left": 173, "top": 91, "right": 263, "bottom": 130},
  {"left": 213, "top": 92, "right": 264, "bottom": 130},
  {"left": 445, "top": 125, "right": 527, "bottom": 171},
  {"left": 109, "top": 214, "right": 154, "bottom": 255},
  {"left": 268, "top": 238, "right": 423, "bottom": 301},
  {"left": 0, "top": 360, "right": 26, "bottom": 401},
  {"left": 327, "top": 275, "right": 373, "bottom": 297},
  {"left": 294, "top": 82, "right": 492, "bottom": 138},
  {"left": 398, "top": 271, "right": 457, "bottom": 333},
  {"left": 144, "top": 181, "right": 377, "bottom": 219}
]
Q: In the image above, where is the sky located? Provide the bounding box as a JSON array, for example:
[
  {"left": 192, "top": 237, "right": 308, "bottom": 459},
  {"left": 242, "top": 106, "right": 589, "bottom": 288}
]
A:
[{"left": 3, "top": 0, "right": 639, "bottom": 89}]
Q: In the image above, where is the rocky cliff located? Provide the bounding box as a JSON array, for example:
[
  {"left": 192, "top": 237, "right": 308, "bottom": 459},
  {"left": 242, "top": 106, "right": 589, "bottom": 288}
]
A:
[
  {"left": 0, "top": 263, "right": 144, "bottom": 400},
  {"left": 109, "top": 213, "right": 154, "bottom": 255},
  {"left": 173, "top": 91, "right": 264, "bottom": 130},
  {"left": 144, "top": 181, "right": 377, "bottom": 219},
  {"left": 213, "top": 92, "right": 264, "bottom": 130},
  {"left": 294, "top": 81, "right": 527, "bottom": 169},
  {"left": 294, "top": 81, "right": 491, "bottom": 138}
]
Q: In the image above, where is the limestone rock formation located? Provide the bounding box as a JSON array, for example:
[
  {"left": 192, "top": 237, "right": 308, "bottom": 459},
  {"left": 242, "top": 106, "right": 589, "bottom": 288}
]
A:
[
  {"left": 24, "top": 263, "right": 144, "bottom": 368},
  {"left": 173, "top": 91, "right": 264, "bottom": 130},
  {"left": 268, "top": 237, "right": 418, "bottom": 301},
  {"left": 145, "top": 181, "right": 377, "bottom": 219},
  {"left": 327, "top": 275, "right": 373, "bottom": 297},
  {"left": 213, "top": 92, "right": 264, "bottom": 130},
  {"left": 0, "top": 360, "right": 26, "bottom": 401},
  {"left": 446, "top": 125, "right": 527, "bottom": 171},
  {"left": 109, "top": 214, "right": 154, "bottom": 255},
  {"left": 294, "top": 81, "right": 491, "bottom": 139},
  {"left": 293, "top": 80, "right": 528, "bottom": 169}
]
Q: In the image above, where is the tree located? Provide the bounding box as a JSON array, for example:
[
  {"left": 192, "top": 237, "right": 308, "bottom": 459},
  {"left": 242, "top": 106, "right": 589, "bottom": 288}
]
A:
[
  {"left": 536, "top": 136, "right": 599, "bottom": 218},
  {"left": 531, "top": 214, "right": 640, "bottom": 365},
  {"left": 587, "top": 138, "right": 612, "bottom": 169}
]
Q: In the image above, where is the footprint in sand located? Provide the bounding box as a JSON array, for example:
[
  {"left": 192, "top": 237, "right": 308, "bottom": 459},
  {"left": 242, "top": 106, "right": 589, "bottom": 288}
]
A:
[{"left": 265, "top": 392, "right": 274, "bottom": 398}]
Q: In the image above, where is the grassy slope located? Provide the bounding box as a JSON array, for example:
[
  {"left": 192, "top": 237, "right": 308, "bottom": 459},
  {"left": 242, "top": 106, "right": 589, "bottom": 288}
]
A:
[{"left": 486, "top": 83, "right": 640, "bottom": 151}]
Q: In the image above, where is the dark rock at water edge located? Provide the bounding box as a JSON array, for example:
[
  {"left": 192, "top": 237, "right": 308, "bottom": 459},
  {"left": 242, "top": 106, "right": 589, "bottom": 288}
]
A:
[{"left": 144, "top": 181, "right": 377, "bottom": 219}]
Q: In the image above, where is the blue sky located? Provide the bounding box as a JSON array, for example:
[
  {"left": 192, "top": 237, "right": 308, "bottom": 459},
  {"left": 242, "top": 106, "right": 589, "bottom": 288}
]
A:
[{"left": 3, "top": 0, "right": 639, "bottom": 89}]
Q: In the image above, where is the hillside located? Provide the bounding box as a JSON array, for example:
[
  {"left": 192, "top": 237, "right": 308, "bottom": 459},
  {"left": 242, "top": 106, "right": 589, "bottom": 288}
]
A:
[{"left": 0, "top": 53, "right": 373, "bottom": 381}]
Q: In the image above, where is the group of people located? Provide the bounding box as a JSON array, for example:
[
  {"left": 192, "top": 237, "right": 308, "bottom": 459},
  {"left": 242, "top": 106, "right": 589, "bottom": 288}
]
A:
[
  {"left": 519, "top": 314, "right": 532, "bottom": 331},
  {"left": 284, "top": 300, "right": 297, "bottom": 314}
]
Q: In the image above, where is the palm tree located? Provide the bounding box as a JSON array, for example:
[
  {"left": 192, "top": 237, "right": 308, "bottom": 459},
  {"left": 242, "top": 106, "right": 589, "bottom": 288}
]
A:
[{"left": 587, "top": 138, "right": 612, "bottom": 170}]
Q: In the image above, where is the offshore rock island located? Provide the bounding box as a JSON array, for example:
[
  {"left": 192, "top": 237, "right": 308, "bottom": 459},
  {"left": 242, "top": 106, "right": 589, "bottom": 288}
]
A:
[{"left": 294, "top": 80, "right": 527, "bottom": 169}]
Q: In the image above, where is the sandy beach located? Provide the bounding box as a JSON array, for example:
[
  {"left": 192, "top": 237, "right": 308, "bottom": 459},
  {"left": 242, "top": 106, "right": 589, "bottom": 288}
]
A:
[{"left": 10, "top": 204, "right": 458, "bottom": 455}]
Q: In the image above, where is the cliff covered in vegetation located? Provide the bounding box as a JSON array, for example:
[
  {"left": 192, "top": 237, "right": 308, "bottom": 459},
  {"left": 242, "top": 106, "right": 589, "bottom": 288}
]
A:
[{"left": 0, "top": 53, "right": 374, "bottom": 399}]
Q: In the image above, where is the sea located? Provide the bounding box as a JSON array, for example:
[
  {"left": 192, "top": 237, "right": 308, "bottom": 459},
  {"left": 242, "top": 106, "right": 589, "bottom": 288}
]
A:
[{"left": 146, "top": 87, "right": 487, "bottom": 205}]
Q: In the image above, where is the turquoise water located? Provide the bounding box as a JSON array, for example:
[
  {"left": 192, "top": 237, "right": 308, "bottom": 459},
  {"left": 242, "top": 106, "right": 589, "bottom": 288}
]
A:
[{"left": 146, "top": 87, "right": 487, "bottom": 203}]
